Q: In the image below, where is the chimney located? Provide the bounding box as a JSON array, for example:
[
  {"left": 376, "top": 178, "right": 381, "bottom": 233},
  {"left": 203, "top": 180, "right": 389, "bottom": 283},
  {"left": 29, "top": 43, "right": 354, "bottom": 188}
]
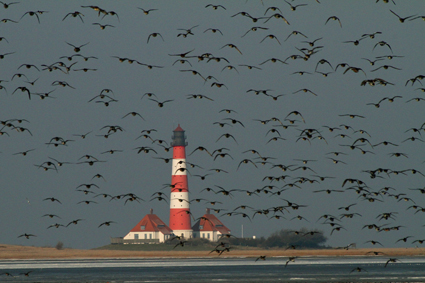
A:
[
  {"left": 150, "top": 208, "right": 153, "bottom": 214},
  {"left": 206, "top": 208, "right": 210, "bottom": 214}
]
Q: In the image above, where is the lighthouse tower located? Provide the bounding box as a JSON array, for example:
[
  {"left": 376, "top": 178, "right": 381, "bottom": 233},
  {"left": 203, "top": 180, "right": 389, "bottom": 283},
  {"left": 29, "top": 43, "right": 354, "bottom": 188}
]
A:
[{"left": 169, "top": 125, "right": 193, "bottom": 239}]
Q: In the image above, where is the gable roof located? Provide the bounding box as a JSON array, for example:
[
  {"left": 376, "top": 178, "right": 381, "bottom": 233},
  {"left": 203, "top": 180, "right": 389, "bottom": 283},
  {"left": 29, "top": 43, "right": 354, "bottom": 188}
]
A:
[
  {"left": 192, "top": 211, "right": 230, "bottom": 235},
  {"left": 129, "top": 213, "right": 173, "bottom": 234}
]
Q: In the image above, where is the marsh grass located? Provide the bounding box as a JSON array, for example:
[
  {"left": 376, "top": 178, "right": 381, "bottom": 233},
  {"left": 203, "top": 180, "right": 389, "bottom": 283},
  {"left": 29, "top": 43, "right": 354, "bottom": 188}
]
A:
[{"left": 1, "top": 244, "right": 425, "bottom": 259}]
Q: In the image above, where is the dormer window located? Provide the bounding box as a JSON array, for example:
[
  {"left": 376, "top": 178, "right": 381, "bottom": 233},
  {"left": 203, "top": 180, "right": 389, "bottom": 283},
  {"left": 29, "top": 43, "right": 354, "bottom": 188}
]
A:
[
  {"left": 141, "top": 225, "right": 145, "bottom": 230},
  {"left": 199, "top": 225, "right": 203, "bottom": 229}
]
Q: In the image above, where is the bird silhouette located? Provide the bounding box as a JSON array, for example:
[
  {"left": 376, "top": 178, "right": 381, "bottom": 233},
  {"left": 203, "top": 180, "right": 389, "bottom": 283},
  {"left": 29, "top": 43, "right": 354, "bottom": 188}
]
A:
[
  {"left": 20, "top": 11, "right": 46, "bottom": 24},
  {"left": 138, "top": 8, "right": 158, "bottom": 15},
  {"left": 205, "top": 4, "right": 226, "bottom": 10},
  {"left": 65, "top": 41, "right": 89, "bottom": 52},
  {"left": 149, "top": 98, "right": 173, "bottom": 107},
  {"left": 285, "top": 257, "right": 297, "bottom": 267},
  {"left": 18, "top": 233, "right": 36, "bottom": 239},
  {"left": 390, "top": 9, "right": 416, "bottom": 23},
  {"left": 147, "top": 32, "right": 164, "bottom": 43},
  {"left": 264, "top": 13, "right": 290, "bottom": 25},
  {"left": 384, "top": 258, "right": 401, "bottom": 267},
  {"left": 220, "top": 43, "right": 242, "bottom": 55},
  {"left": 325, "top": 16, "right": 342, "bottom": 27},
  {"left": 63, "top": 11, "right": 85, "bottom": 22}
]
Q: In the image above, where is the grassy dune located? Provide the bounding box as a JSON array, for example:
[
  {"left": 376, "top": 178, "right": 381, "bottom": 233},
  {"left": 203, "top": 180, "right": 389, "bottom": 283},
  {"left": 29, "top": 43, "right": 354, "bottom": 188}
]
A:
[{"left": 1, "top": 244, "right": 425, "bottom": 259}]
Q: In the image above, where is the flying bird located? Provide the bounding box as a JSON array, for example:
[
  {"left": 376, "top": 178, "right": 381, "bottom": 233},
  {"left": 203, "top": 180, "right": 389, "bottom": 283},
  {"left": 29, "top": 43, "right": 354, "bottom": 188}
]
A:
[
  {"left": 43, "top": 197, "right": 61, "bottom": 204},
  {"left": 390, "top": 9, "right": 416, "bottom": 23},
  {"left": 65, "top": 41, "right": 89, "bottom": 52},
  {"left": 63, "top": 11, "right": 85, "bottom": 22},
  {"left": 149, "top": 99, "right": 173, "bottom": 107},
  {"left": 18, "top": 233, "right": 36, "bottom": 239},
  {"left": 147, "top": 32, "right": 164, "bottom": 43},
  {"left": 20, "top": 11, "right": 45, "bottom": 24},
  {"left": 220, "top": 44, "right": 242, "bottom": 55},
  {"left": 384, "top": 258, "right": 401, "bottom": 267},
  {"left": 98, "top": 221, "right": 116, "bottom": 228},
  {"left": 325, "top": 16, "right": 342, "bottom": 27},
  {"left": 205, "top": 4, "right": 226, "bottom": 10}
]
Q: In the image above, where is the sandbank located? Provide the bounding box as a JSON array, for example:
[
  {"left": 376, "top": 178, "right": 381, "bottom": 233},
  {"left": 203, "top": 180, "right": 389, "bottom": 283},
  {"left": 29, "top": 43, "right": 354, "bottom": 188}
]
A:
[{"left": 1, "top": 244, "right": 424, "bottom": 260}]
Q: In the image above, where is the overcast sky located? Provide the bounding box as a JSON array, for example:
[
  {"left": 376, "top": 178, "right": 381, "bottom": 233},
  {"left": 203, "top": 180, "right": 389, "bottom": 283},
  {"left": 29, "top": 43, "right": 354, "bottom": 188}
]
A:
[{"left": 1, "top": 0, "right": 424, "bottom": 250}]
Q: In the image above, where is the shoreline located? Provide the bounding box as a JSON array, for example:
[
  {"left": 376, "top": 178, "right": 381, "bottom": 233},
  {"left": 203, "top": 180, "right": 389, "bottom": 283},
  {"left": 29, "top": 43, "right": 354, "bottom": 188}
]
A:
[{"left": 1, "top": 245, "right": 425, "bottom": 260}]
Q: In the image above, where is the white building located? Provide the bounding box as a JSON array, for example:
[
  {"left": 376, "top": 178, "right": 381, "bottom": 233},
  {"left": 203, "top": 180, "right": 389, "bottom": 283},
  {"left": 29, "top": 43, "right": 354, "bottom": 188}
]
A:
[
  {"left": 192, "top": 209, "right": 231, "bottom": 242},
  {"left": 122, "top": 210, "right": 173, "bottom": 243},
  {"left": 114, "top": 208, "right": 231, "bottom": 244}
]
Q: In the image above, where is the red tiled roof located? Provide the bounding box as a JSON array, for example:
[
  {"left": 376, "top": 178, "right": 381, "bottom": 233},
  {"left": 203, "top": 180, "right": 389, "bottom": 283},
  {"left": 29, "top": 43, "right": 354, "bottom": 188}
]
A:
[
  {"left": 192, "top": 213, "right": 231, "bottom": 234},
  {"left": 174, "top": 124, "right": 184, "bottom": 132},
  {"left": 129, "top": 214, "right": 173, "bottom": 234}
]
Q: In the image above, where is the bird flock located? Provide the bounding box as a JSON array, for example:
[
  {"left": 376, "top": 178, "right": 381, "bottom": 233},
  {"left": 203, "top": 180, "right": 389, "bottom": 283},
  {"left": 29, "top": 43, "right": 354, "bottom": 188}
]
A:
[{"left": 0, "top": 0, "right": 424, "bottom": 263}]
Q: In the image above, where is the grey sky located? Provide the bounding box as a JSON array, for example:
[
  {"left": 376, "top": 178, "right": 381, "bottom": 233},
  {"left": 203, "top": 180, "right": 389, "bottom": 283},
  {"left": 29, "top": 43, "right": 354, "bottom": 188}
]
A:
[{"left": 0, "top": 0, "right": 424, "bottom": 249}]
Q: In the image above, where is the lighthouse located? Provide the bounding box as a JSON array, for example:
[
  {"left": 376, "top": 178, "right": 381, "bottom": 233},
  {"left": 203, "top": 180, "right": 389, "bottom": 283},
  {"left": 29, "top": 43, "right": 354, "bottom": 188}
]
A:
[
  {"left": 169, "top": 125, "right": 193, "bottom": 239},
  {"left": 115, "top": 125, "right": 231, "bottom": 245}
]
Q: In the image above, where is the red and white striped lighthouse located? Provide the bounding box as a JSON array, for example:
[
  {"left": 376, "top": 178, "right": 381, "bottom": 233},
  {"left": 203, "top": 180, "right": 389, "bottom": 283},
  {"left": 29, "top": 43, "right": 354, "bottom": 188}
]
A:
[{"left": 169, "top": 125, "right": 193, "bottom": 239}]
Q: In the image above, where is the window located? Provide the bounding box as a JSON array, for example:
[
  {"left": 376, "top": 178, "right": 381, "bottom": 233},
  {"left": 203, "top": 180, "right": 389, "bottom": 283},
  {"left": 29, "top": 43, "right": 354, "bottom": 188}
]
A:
[
  {"left": 199, "top": 225, "right": 203, "bottom": 229},
  {"left": 141, "top": 225, "right": 145, "bottom": 230},
  {"left": 202, "top": 233, "right": 205, "bottom": 238},
  {"left": 207, "top": 233, "right": 210, "bottom": 239},
  {"left": 149, "top": 234, "right": 152, "bottom": 239},
  {"left": 134, "top": 234, "right": 139, "bottom": 239},
  {"left": 144, "top": 234, "right": 147, "bottom": 239}
]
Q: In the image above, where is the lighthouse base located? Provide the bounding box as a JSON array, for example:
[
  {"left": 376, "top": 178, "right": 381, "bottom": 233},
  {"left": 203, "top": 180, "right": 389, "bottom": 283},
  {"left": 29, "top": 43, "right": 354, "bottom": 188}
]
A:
[{"left": 172, "top": 229, "right": 193, "bottom": 239}]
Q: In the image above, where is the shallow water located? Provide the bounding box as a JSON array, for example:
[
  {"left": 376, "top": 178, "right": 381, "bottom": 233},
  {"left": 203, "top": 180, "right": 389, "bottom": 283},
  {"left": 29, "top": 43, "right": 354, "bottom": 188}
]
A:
[{"left": 1, "top": 256, "right": 425, "bottom": 282}]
